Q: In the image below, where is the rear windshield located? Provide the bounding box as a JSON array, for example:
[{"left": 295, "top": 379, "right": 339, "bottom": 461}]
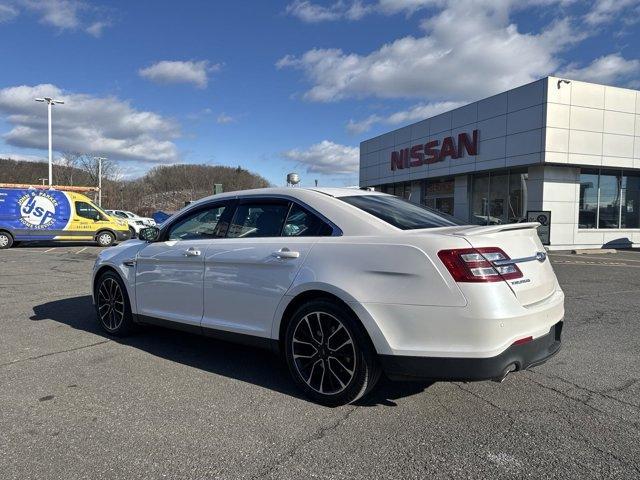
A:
[{"left": 339, "top": 195, "right": 465, "bottom": 230}]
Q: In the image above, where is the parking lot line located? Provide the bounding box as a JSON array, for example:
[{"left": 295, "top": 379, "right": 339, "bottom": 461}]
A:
[
  {"left": 551, "top": 259, "right": 640, "bottom": 268},
  {"left": 75, "top": 247, "right": 88, "bottom": 254},
  {"left": 42, "top": 248, "right": 56, "bottom": 253},
  {"left": 550, "top": 253, "right": 640, "bottom": 263}
]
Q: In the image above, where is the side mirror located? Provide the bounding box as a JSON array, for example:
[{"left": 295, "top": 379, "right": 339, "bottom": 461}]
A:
[
  {"left": 139, "top": 226, "right": 160, "bottom": 242},
  {"left": 95, "top": 213, "right": 101, "bottom": 221}
]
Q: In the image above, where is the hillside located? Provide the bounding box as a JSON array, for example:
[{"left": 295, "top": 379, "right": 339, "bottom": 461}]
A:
[{"left": 0, "top": 159, "right": 271, "bottom": 215}]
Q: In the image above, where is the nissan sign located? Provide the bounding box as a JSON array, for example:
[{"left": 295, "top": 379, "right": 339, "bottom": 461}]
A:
[{"left": 390, "top": 129, "right": 479, "bottom": 171}]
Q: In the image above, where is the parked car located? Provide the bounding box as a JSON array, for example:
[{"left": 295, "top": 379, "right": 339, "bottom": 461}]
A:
[
  {"left": 92, "top": 187, "right": 564, "bottom": 406},
  {"left": 0, "top": 186, "right": 130, "bottom": 248},
  {"left": 105, "top": 209, "right": 156, "bottom": 238},
  {"left": 151, "top": 210, "right": 176, "bottom": 226}
]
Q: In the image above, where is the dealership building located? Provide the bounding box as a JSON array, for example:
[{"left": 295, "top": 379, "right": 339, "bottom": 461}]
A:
[{"left": 359, "top": 76, "right": 640, "bottom": 250}]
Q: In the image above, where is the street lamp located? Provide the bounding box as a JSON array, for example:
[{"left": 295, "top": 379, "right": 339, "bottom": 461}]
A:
[
  {"left": 94, "top": 157, "right": 107, "bottom": 207},
  {"left": 35, "top": 97, "right": 64, "bottom": 186}
]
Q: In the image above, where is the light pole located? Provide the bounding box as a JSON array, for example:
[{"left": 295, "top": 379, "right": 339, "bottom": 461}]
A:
[
  {"left": 35, "top": 97, "right": 64, "bottom": 186},
  {"left": 94, "top": 157, "right": 107, "bottom": 207}
]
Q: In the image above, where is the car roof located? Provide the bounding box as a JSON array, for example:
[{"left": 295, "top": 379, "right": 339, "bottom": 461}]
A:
[{"left": 194, "top": 186, "right": 386, "bottom": 203}]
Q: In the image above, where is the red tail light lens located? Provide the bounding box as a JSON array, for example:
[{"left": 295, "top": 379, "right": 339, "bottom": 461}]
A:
[
  {"left": 512, "top": 336, "right": 533, "bottom": 346},
  {"left": 437, "top": 247, "right": 523, "bottom": 283}
]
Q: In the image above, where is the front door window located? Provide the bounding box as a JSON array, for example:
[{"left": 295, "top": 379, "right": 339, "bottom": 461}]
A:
[{"left": 167, "top": 205, "right": 229, "bottom": 240}]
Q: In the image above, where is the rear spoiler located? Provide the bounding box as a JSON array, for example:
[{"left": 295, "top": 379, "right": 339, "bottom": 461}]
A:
[{"left": 451, "top": 222, "right": 541, "bottom": 237}]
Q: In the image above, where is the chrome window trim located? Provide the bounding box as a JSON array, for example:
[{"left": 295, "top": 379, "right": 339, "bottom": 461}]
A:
[{"left": 158, "top": 194, "right": 343, "bottom": 240}]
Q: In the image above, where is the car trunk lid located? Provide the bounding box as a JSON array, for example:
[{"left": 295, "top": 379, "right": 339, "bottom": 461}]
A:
[{"left": 450, "top": 223, "right": 557, "bottom": 306}]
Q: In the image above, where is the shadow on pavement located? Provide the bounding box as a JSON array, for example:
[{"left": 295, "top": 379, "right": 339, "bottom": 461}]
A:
[
  {"left": 14, "top": 241, "right": 103, "bottom": 249},
  {"left": 30, "top": 295, "right": 432, "bottom": 407}
]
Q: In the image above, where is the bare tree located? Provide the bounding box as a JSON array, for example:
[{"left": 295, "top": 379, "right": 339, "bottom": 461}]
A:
[
  {"left": 1, "top": 158, "right": 270, "bottom": 216},
  {"left": 55, "top": 151, "right": 81, "bottom": 185},
  {"left": 76, "top": 154, "right": 122, "bottom": 184}
]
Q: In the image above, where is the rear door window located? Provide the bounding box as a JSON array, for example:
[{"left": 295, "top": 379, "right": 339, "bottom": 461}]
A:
[
  {"left": 283, "top": 204, "right": 334, "bottom": 236},
  {"left": 227, "top": 201, "right": 290, "bottom": 238}
]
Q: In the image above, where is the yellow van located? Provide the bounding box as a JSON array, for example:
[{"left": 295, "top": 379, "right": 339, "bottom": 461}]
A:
[{"left": 0, "top": 185, "right": 131, "bottom": 249}]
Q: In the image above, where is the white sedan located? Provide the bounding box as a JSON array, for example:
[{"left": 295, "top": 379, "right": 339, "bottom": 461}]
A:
[
  {"left": 106, "top": 209, "right": 156, "bottom": 238},
  {"left": 92, "top": 187, "right": 564, "bottom": 406}
]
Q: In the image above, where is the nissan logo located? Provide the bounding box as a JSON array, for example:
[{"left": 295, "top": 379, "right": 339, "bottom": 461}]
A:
[{"left": 536, "top": 252, "right": 547, "bottom": 263}]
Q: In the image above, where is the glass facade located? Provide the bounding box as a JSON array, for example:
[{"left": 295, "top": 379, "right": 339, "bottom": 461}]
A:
[
  {"left": 373, "top": 167, "right": 640, "bottom": 233},
  {"left": 378, "top": 179, "right": 455, "bottom": 216},
  {"left": 424, "top": 177, "right": 454, "bottom": 216},
  {"left": 470, "top": 169, "right": 528, "bottom": 225},
  {"left": 579, "top": 169, "right": 640, "bottom": 229}
]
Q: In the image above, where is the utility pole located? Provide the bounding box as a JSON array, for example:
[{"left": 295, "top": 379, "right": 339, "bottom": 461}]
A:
[
  {"left": 35, "top": 97, "right": 64, "bottom": 186},
  {"left": 95, "top": 157, "right": 107, "bottom": 207}
]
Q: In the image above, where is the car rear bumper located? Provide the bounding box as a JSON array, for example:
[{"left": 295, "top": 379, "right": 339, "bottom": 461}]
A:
[{"left": 379, "top": 321, "right": 563, "bottom": 382}]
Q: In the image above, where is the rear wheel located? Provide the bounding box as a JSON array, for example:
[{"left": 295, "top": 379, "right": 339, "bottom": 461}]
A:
[
  {"left": 129, "top": 227, "right": 137, "bottom": 239},
  {"left": 95, "top": 271, "right": 134, "bottom": 336},
  {"left": 284, "top": 299, "right": 381, "bottom": 406},
  {"left": 96, "top": 231, "right": 115, "bottom": 247},
  {"left": 0, "top": 231, "right": 13, "bottom": 249}
]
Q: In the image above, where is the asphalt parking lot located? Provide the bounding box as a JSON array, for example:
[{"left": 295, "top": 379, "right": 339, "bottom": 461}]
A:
[{"left": 1, "top": 244, "right": 639, "bottom": 479}]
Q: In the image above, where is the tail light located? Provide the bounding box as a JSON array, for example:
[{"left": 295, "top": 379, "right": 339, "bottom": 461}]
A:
[{"left": 437, "top": 247, "right": 522, "bottom": 283}]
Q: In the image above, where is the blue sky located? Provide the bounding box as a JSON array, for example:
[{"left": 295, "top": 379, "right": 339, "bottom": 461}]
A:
[{"left": 0, "top": 0, "right": 639, "bottom": 187}]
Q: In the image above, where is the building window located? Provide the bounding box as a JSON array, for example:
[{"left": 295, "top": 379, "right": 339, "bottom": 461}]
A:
[
  {"left": 470, "top": 169, "right": 528, "bottom": 225},
  {"left": 580, "top": 169, "right": 640, "bottom": 229},
  {"left": 425, "top": 177, "right": 454, "bottom": 216},
  {"left": 622, "top": 174, "right": 640, "bottom": 228}
]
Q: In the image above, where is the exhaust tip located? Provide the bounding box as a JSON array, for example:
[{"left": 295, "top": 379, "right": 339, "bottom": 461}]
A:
[{"left": 492, "top": 363, "right": 517, "bottom": 383}]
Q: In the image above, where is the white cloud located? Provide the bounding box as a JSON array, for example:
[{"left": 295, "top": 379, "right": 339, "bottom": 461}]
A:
[
  {"left": 346, "top": 114, "right": 382, "bottom": 134},
  {"left": 278, "top": 2, "right": 580, "bottom": 102},
  {"left": 0, "top": 3, "right": 19, "bottom": 23},
  {"left": 282, "top": 140, "right": 359, "bottom": 174},
  {"left": 286, "top": 0, "right": 578, "bottom": 21},
  {"left": 85, "top": 20, "right": 109, "bottom": 37},
  {"left": 0, "top": 151, "right": 47, "bottom": 162},
  {"left": 139, "top": 60, "right": 220, "bottom": 89},
  {"left": 285, "top": 0, "right": 371, "bottom": 22},
  {"left": 347, "top": 100, "right": 464, "bottom": 134},
  {"left": 0, "top": 84, "right": 180, "bottom": 163},
  {"left": 11, "top": 0, "right": 114, "bottom": 35},
  {"left": 23, "top": 0, "right": 82, "bottom": 29},
  {"left": 377, "top": 0, "right": 436, "bottom": 15},
  {"left": 387, "top": 101, "right": 464, "bottom": 124},
  {"left": 584, "top": 0, "right": 640, "bottom": 26},
  {"left": 560, "top": 54, "right": 640, "bottom": 85},
  {"left": 216, "top": 113, "right": 236, "bottom": 124}
]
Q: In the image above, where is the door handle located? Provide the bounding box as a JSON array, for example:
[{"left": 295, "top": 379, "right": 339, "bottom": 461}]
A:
[
  {"left": 271, "top": 248, "right": 300, "bottom": 259},
  {"left": 184, "top": 248, "right": 201, "bottom": 257}
]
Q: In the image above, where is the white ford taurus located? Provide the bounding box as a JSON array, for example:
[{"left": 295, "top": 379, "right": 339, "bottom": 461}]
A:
[{"left": 92, "top": 187, "right": 564, "bottom": 406}]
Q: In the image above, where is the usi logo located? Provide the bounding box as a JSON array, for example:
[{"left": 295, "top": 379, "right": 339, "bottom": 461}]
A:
[
  {"left": 19, "top": 193, "right": 57, "bottom": 228},
  {"left": 390, "top": 130, "right": 479, "bottom": 171}
]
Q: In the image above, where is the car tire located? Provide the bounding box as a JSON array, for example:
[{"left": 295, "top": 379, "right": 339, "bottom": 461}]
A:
[
  {"left": 96, "top": 231, "right": 116, "bottom": 247},
  {"left": 129, "top": 227, "right": 137, "bottom": 239},
  {"left": 94, "top": 271, "right": 135, "bottom": 336},
  {"left": 284, "top": 299, "right": 381, "bottom": 406},
  {"left": 0, "top": 231, "right": 14, "bottom": 249}
]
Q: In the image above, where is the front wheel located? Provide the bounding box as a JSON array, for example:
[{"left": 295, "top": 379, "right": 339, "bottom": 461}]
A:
[
  {"left": 96, "top": 231, "right": 115, "bottom": 247},
  {"left": 0, "top": 231, "right": 14, "bottom": 249},
  {"left": 129, "top": 227, "right": 137, "bottom": 239},
  {"left": 95, "top": 271, "right": 134, "bottom": 336},
  {"left": 284, "top": 299, "right": 381, "bottom": 406}
]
